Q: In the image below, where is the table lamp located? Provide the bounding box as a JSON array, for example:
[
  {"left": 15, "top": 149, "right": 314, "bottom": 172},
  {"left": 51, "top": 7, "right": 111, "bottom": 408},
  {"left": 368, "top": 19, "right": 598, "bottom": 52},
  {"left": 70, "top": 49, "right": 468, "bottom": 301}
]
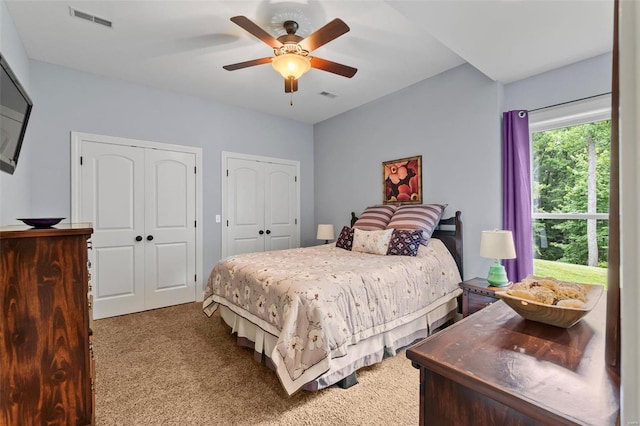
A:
[
  {"left": 316, "top": 224, "right": 335, "bottom": 244},
  {"left": 480, "top": 230, "right": 516, "bottom": 287}
]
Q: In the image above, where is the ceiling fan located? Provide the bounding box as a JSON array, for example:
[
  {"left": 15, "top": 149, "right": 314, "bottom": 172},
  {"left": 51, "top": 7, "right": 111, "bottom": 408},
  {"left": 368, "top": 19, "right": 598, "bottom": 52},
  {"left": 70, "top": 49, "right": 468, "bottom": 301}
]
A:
[{"left": 223, "top": 16, "right": 357, "bottom": 100}]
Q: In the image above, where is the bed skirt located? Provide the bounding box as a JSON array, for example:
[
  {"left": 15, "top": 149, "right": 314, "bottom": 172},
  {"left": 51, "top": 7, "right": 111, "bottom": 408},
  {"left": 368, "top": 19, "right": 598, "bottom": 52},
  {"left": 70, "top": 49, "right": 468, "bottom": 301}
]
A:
[{"left": 218, "top": 288, "right": 462, "bottom": 392}]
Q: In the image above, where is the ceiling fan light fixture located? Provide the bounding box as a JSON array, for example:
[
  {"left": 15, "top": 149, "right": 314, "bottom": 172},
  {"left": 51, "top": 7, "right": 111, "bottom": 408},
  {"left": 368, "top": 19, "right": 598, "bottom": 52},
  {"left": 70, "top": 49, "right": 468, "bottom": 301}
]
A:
[{"left": 272, "top": 54, "right": 311, "bottom": 80}]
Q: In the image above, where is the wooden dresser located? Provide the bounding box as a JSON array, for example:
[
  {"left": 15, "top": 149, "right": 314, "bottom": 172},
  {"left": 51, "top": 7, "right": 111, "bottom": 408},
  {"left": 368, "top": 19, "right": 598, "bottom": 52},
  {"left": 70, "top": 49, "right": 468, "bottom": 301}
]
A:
[
  {"left": 0, "top": 224, "right": 95, "bottom": 426},
  {"left": 407, "top": 295, "right": 619, "bottom": 425}
]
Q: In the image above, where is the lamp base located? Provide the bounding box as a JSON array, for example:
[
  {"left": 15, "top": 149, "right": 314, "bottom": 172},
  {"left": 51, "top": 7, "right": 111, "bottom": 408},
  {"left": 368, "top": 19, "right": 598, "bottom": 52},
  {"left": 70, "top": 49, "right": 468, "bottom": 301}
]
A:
[{"left": 487, "top": 260, "right": 510, "bottom": 287}]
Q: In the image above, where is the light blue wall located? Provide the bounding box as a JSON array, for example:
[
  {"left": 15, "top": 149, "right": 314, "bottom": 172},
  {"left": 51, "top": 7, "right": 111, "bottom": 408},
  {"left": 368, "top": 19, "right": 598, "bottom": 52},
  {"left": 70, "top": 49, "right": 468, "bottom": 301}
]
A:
[
  {"left": 504, "top": 53, "right": 612, "bottom": 111},
  {"left": 314, "top": 55, "right": 612, "bottom": 281},
  {"left": 314, "top": 64, "right": 502, "bottom": 279},
  {"left": 0, "top": 0, "right": 32, "bottom": 224},
  {"left": 26, "top": 60, "right": 314, "bottom": 278}
]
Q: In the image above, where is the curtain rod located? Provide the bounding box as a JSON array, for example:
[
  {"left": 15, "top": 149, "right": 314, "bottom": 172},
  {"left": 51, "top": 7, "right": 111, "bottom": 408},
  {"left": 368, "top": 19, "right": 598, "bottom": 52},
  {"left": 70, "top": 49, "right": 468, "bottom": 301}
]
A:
[{"left": 528, "top": 92, "right": 612, "bottom": 113}]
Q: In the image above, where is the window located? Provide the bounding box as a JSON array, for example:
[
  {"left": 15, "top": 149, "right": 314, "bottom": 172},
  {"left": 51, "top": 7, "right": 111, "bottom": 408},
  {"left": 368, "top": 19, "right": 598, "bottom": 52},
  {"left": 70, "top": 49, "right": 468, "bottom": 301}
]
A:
[{"left": 529, "top": 95, "right": 611, "bottom": 286}]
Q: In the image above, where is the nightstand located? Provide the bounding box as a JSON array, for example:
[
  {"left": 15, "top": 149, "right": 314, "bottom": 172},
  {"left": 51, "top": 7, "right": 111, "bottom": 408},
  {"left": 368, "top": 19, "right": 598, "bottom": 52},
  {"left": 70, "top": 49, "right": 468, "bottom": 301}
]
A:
[{"left": 459, "top": 277, "right": 511, "bottom": 317}]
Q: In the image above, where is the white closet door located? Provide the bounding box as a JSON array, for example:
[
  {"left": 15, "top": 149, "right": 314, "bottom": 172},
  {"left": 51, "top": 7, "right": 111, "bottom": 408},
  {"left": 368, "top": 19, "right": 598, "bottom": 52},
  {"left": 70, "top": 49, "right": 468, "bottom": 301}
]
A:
[
  {"left": 144, "top": 149, "right": 197, "bottom": 309},
  {"left": 264, "top": 162, "right": 298, "bottom": 251},
  {"left": 79, "top": 137, "right": 198, "bottom": 319},
  {"left": 227, "top": 158, "right": 265, "bottom": 256},
  {"left": 224, "top": 155, "right": 299, "bottom": 257},
  {"left": 81, "top": 141, "right": 146, "bottom": 319}
]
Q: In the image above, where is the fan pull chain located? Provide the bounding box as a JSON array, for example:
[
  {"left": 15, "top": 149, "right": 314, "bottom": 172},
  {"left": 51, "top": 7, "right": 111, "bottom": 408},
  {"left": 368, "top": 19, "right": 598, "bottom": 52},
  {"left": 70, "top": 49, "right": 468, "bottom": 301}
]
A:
[{"left": 290, "top": 91, "right": 293, "bottom": 106}]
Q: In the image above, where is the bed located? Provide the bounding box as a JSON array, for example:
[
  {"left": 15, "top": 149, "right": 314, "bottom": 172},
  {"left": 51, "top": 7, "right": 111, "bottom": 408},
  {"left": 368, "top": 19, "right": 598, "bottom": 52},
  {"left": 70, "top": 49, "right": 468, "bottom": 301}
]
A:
[{"left": 203, "top": 205, "right": 464, "bottom": 395}]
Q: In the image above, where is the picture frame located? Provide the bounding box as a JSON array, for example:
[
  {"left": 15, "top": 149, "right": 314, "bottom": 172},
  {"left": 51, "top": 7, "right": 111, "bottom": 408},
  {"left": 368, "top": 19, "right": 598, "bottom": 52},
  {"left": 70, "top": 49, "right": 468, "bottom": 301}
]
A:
[{"left": 382, "top": 155, "right": 422, "bottom": 204}]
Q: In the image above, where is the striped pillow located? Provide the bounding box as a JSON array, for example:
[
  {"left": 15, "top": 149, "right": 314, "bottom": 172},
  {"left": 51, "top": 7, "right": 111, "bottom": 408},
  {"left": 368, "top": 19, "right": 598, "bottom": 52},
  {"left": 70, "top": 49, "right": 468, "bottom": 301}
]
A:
[
  {"left": 386, "top": 204, "right": 447, "bottom": 245},
  {"left": 353, "top": 204, "right": 399, "bottom": 231}
]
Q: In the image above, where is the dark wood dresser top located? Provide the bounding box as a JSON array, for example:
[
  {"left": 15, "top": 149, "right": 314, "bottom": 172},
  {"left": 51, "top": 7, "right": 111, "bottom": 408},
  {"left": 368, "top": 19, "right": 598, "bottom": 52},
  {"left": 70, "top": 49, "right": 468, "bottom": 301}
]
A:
[
  {"left": 0, "top": 223, "right": 93, "bottom": 238},
  {"left": 407, "top": 295, "right": 620, "bottom": 425}
]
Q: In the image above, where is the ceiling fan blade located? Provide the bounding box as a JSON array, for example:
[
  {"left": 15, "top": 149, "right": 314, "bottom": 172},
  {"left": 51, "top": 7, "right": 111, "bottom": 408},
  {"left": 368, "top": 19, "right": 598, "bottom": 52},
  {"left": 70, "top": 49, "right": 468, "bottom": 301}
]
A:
[
  {"left": 223, "top": 57, "right": 272, "bottom": 71},
  {"left": 310, "top": 57, "right": 358, "bottom": 78},
  {"left": 230, "top": 16, "right": 282, "bottom": 49},
  {"left": 284, "top": 77, "right": 298, "bottom": 93},
  {"left": 298, "top": 18, "right": 350, "bottom": 52}
]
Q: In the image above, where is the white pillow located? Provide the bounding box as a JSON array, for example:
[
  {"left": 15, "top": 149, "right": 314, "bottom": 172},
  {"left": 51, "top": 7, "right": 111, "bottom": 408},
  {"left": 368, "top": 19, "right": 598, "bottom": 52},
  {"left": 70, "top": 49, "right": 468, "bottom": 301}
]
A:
[{"left": 352, "top": 228, "right": 394, "bottom": 255}]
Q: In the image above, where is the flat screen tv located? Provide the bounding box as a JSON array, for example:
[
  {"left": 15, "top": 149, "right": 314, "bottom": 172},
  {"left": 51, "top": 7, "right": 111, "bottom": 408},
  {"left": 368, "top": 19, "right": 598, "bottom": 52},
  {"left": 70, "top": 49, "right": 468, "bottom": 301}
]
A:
[{"left": 0, "top": 53, "right": 33, "bottom": 175}]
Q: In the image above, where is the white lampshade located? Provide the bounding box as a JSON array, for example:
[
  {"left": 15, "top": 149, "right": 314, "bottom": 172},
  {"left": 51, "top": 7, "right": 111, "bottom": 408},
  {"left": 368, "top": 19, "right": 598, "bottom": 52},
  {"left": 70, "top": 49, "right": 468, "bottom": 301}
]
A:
[
  {"left": 480, "top": 230, "right": 516, "bottom": 260},
  {"left": 272, "top": 54, "right": 311, "bottom": 80},
  {"left": 316, "top": 224, "right": 335, "bottom": 241}
]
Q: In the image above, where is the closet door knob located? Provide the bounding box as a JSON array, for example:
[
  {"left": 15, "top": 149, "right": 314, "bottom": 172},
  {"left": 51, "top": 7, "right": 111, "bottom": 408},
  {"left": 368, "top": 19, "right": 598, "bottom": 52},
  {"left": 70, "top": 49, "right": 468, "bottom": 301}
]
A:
[
  {"left": 135, "top": 236, "right": 143, "bottom": 242},
  {"left": 147, "top": 235, "right": 154, "bottom": 241},
  {"left": 258, "top": 230, "right": 264, "bottom": 235},
  {"left": 266, "top": 230, "right": 271, "bottom": 235}
]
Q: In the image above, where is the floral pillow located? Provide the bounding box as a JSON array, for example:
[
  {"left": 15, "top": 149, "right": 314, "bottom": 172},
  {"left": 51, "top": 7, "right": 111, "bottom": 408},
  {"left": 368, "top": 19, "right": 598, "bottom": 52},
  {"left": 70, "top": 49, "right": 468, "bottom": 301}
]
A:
[
  {"left": 352, "top": 228, "right": 394, "bottom": 255},
  {"left": 336, "top": 226, "right": 355, "bottom": 250},
  {"left": 387, "top": 229, "right": 423, "bottom": 256}
]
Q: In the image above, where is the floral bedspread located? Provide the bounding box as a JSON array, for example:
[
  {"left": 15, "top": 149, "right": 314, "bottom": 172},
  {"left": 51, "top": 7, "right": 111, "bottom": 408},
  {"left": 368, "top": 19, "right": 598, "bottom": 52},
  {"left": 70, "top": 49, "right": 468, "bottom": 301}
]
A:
[{"left": 203, "top": 239, "right": 461, "bottom": 395}]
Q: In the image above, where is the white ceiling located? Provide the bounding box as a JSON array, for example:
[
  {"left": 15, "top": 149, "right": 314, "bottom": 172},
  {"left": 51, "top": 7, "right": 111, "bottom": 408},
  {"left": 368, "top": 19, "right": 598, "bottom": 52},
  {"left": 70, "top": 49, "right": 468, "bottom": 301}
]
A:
[{"left": 5, "top": 0, "right": 613, "bottom": 124}]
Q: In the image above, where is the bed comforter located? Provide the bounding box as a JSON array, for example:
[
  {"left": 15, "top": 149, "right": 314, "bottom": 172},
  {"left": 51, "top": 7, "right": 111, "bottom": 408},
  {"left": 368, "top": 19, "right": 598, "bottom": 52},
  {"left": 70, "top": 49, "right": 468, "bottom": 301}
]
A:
[{"left": 203, "top": 238, "right": 461, "bottom": 395}]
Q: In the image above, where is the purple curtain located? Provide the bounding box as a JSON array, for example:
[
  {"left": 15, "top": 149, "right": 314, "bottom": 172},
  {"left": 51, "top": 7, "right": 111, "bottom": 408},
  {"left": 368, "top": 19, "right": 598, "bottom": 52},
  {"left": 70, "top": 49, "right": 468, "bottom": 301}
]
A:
[{"left": 502, "top": 110, "right": 533, "bottom": 282}]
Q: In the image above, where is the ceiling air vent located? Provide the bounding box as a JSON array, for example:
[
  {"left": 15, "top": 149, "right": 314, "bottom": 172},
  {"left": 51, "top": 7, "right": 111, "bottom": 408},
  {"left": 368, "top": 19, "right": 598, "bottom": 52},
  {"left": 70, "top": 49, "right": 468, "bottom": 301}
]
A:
[
  {"left": 319, "top": 91, "right": 337, "bottom": 99},
  {"left": 69, "top": 7, "right": 113, "bottom": 28}
]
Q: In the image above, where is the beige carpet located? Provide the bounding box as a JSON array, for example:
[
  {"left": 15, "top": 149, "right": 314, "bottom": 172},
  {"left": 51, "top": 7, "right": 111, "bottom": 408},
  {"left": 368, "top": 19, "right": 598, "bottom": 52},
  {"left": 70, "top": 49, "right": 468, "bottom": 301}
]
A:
[{"left": 93, "top": 302, "right": 420, "bottom": 425}]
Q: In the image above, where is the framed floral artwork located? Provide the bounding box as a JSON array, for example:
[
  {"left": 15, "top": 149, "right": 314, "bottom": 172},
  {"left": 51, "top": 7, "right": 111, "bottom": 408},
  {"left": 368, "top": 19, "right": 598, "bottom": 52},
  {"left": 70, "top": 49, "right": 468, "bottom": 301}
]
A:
[{"left": 382, "top": 155, "right": 422, "bottom": 204}]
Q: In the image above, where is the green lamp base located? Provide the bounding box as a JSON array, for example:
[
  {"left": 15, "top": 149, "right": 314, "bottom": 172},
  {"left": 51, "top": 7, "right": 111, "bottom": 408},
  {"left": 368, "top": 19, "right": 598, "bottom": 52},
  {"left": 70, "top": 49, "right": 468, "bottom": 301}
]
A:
[{"left": 487, "top": 260, "right": 510, "bottom": 287}]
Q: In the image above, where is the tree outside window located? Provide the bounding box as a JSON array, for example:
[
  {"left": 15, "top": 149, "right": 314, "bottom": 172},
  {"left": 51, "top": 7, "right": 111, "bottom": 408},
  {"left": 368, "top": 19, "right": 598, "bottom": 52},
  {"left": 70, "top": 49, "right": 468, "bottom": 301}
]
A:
[{"left": 530, "top": 97, "right": 610, "bottom": 286}]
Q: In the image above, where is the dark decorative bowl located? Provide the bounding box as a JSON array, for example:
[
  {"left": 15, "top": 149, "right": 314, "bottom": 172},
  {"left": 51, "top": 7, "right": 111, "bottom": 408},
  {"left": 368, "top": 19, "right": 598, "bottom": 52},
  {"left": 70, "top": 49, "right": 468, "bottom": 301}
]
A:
[{"left": 17, "top": 218, "right": 65, "bottom": 228}]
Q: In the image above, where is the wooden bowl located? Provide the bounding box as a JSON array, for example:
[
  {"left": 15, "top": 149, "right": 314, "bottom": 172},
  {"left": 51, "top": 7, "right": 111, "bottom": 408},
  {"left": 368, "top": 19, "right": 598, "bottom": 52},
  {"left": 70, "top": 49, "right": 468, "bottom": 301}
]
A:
[{"left": 495, "top": 282, "right": 604, "bottom": 328}]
